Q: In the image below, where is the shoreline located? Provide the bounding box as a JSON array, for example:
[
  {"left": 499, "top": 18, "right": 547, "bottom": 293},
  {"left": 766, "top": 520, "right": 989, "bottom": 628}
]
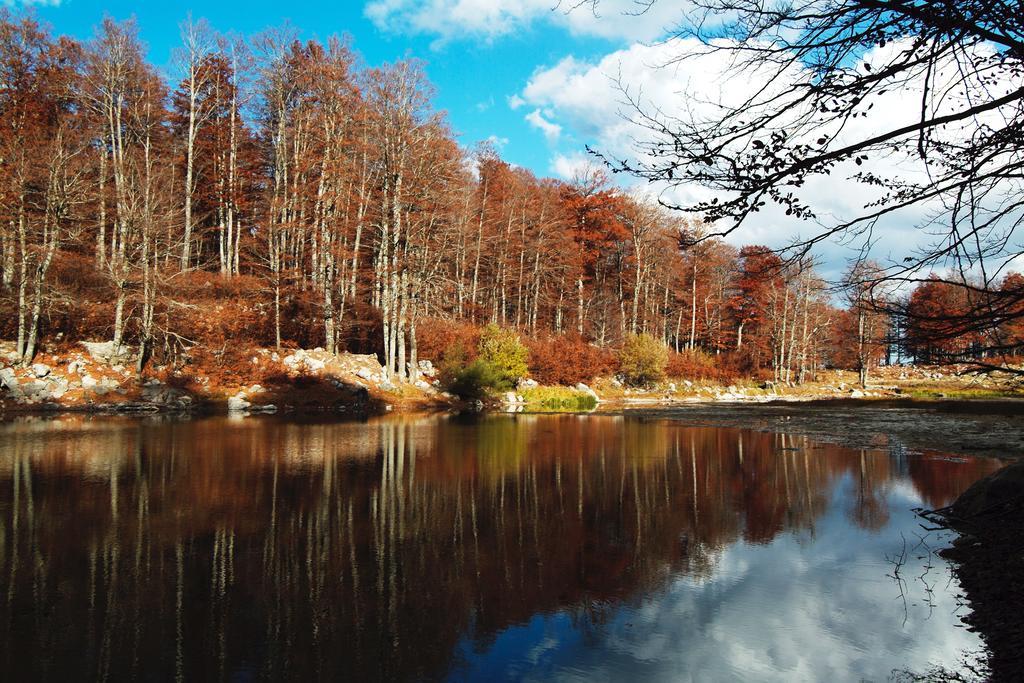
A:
[
  {"left": 3, "top": 344, "right": 1022, "bottom": 431},
  {"left": 5, "top": 389, "right": 1024, "bottom": 466},
  {"left": 600, "top": 398, "right": 1024, "bottom": 462},
  {"left": 5, "top": 386, "right": 1024, "bottom": 414}
]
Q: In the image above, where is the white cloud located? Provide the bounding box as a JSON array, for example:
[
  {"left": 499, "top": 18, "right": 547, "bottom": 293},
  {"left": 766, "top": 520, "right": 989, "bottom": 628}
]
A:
[
  {"left": 507, "top": 93, "right": 526, "bottom": 110},
  {"left": 364, "top": 0, "right": 688, "bottom": 44},
  {"left": 465, "top": 483, "right": 983, "bottom": 681},
  {"left": 551, "top": 152, "right": 597, "bottom": 179},
  {"left": 486, "top": 134, "right": 510, "bottom": 151},
  {"left": 515, "top": 37, "right": 1023, "bottom": 279},
  {"left": 524, "top": 108, "right": 562, "bottom": 143}
]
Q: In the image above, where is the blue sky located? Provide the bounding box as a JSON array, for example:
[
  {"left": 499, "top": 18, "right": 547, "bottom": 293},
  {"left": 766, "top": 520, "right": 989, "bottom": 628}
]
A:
[{"left": 24, "top": 0, "right": 656, "bottom": 179}]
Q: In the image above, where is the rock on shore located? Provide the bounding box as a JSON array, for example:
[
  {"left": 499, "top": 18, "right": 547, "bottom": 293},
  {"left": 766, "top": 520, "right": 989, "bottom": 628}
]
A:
[{"left": 0, "top": 341, "right": 447, "bottom": 414}]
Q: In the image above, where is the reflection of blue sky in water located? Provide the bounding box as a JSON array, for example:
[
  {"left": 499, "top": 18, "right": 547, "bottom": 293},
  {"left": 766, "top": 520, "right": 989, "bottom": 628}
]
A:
[{"left": 449, "top": 473, "right": 980, "bottom": 682}]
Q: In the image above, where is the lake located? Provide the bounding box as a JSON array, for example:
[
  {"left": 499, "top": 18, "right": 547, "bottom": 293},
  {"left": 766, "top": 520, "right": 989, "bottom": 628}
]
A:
[{"left": 0, "top": 413, "right": 1000, "bottom": 681}]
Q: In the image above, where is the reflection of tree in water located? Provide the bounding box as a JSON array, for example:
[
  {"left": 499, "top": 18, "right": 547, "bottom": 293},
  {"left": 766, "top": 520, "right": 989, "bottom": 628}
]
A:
[
  {"left": 847, "top": 449, "right": 893, "bottom": 532},
  {"left": 0, "top": 415, "right": 1000, "bottom": 680}
]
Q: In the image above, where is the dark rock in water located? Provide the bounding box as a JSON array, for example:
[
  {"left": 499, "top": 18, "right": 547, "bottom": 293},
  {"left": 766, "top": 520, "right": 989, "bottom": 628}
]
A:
[
  {"left": 951, "top": 462, "right": 1024, "bottom": 519},
  {"left": 940, "top": 461, "right": 1024, "bottom": 680}
]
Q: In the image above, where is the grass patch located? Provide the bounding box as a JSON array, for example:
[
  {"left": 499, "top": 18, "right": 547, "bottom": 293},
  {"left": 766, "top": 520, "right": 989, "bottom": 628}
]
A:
[
  {"left": 905, "top": 388, "right": 1024, "bottom": 400},
  {"left": 520, "top": 386, "right": 598, "bottom": 411}
]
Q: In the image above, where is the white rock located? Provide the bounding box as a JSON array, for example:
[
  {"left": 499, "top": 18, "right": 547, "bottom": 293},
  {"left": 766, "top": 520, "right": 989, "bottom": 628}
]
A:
[
  {"left": 80, "top": 341, "right": 115, "bottom": 361},
  {"left": 0, "top": 367, "right": 18, "bottom": 391},
  {"left": 23, "top": 380, "right": 49, "bottom": 399},
  {"left": 304, "top": 357, "right": 326, "bottom": 372},
  {"left": 574, "top": 383, "right": 599, "bottom": 400},
  {"left": 228, "top": 395, "right": 251, "bottom": 411},
  {"left": 31, "top": 363, "right": 51, "bottom": 378},
  {"left": 81, "top": 374, "right": 98, "bottom": 389},
  {"left": 519, "top": 378, "right": 539, "bottom": 389}
]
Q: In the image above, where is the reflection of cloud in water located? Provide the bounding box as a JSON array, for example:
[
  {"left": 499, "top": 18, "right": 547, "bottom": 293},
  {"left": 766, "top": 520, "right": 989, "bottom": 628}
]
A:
[{"left": 460, "top": 477, "right": 979, "bottom": 682}]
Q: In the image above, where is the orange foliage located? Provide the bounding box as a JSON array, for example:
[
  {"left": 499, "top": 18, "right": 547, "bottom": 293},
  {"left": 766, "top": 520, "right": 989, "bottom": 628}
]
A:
[
  {"left": 415, "top": 318, "right": 481, "bottom": 364},
  {"left": 666, "top": 349, "right": 740, "bottom": 383},
  {"left": 524, "top": 334, "right": 616, "bottom": 385}
]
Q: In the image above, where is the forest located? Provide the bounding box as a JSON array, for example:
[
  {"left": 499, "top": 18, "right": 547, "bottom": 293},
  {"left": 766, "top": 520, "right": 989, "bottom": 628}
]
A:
[{"left": 2, "top": 11, "right": 1022, "bottom": 391}]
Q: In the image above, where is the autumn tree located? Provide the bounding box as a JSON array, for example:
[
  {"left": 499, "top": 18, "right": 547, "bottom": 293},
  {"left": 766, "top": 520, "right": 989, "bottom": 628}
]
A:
[
  {"left": 364, "top": 59, "right": 443, "bottom": 380},
  {"left": 81, "top": 18, "right": 172, "bottom": 361},
  {"left": 904, "top": 275, "right": 978, "bottom": 363},
  {"left": 0, "top": 14, "right": 91, "bottom": 364},
  {"left": 997, "top": 273, "right": 1024, "bottom": 357},
  {"left": 174, "top": 16, "right": 217, "bottom": 270},
  {"left": 843, "top": 261, "right": 890, "bottom": 386},
  {"left": 560, "top": 169, "right": 629, "bottom": 340}
]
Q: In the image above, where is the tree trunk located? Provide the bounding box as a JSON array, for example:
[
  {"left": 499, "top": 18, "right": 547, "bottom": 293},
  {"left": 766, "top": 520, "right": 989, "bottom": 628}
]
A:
[
  {"left": 97, "top": 146, "right": 107, "bottom": 268},
  {"left": 577, "top": 277, "right": 585, "bottom": 336},
  {"left": 181, "top": 67, "right": 198, "bottom": 270}
]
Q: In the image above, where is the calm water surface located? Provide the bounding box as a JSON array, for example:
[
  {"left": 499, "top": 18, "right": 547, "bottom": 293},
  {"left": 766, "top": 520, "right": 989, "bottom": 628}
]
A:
[{"left": 0, "top": 413, "right": 1000, "bottom": 681}]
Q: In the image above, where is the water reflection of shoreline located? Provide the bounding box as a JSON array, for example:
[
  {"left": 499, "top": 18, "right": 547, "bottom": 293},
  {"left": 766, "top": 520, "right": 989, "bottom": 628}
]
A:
[{"left": 0, "top": 414, "right": 998, "bottom": 681}]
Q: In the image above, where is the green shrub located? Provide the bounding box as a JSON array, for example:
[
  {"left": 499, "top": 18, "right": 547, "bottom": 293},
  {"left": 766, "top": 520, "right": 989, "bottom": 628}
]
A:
[
  {"left": 443, "top": 359, "right": 504, "bottom": 401},
  {"left": 478, "top": 324, "right": 529, "bottom": 388},
  {"left": 437, "top": 340, "right": 505, "bottom": 400},
  {"left": 619, "top": 333, "right": 669, "bottom": 387}
]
